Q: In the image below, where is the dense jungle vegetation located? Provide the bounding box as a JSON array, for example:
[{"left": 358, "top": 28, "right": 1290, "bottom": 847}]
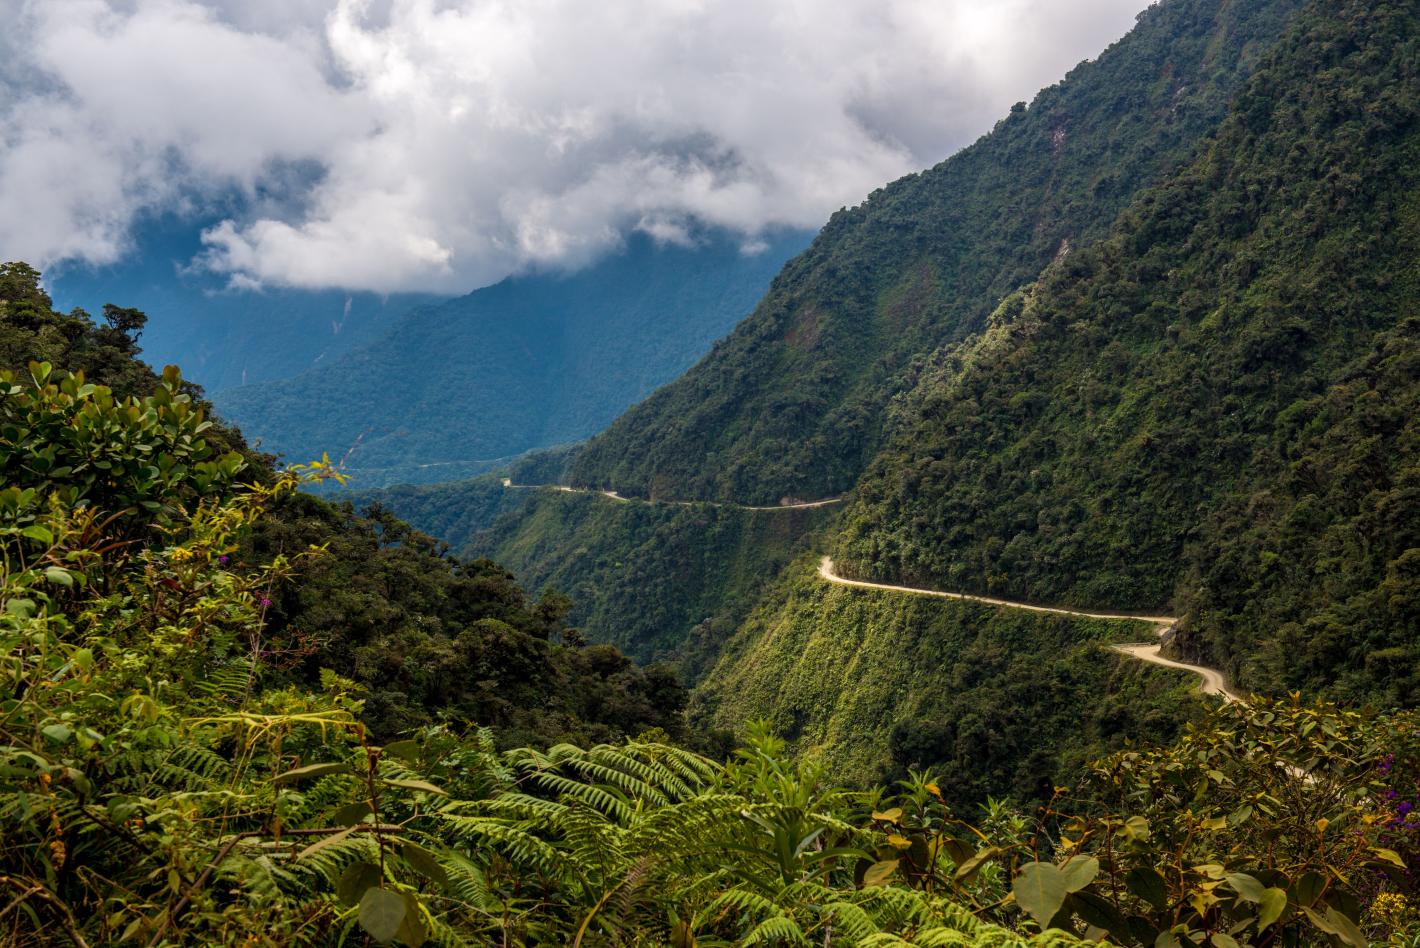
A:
[
  {"left": 4, "top": 273, "right": 1420, "bottom": 944},
  {"left": 0, "top": 263, "right": 688, "bottom": 751},
  {"left": 566, "top": 0, "right": 1304, "bottom": 505},
  {"left": 834, "top": 0, "right": 1420, "bottom": 705}
]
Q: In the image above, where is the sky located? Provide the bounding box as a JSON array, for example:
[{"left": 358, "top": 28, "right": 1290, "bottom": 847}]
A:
[{"left": 0, "top": 0, "right": 1151, "bottom": 294}]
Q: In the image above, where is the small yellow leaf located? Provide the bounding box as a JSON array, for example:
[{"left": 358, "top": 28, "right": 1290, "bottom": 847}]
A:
[
  {"left": 871, "top": 808, "right": 903, "bottom": 824},
  {"left": 887, "top": 834, "right": 912, "bottom": 849},
  {"left": 1316, "top": 818, "right": 1329, "bottom": 834},
  {"left": 924, "top": 782, "right": 942, "bottom": 798}
]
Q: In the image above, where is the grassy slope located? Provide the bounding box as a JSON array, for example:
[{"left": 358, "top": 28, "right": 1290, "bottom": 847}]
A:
[
  {"left": 470, "top": 492, "right": 839, "bottom": 672},
  {"left": 694, "top": 559, "right": 1202, "bottom": 803}
]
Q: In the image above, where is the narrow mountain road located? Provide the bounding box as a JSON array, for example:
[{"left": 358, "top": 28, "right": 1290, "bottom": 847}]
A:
[
  {"left": 816, "top": 556, "right": 1242, "bottom": 703},
  {"left": 503, "top": 480, "right": 844, "bottom": 511},
  {"left": 500, "top": 481, "right": 1238, "bottom": 703}
]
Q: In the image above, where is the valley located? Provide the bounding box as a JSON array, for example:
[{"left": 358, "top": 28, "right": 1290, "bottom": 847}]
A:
[{"left": 3, "top": 0, "right": 1418, "bottom": 943}]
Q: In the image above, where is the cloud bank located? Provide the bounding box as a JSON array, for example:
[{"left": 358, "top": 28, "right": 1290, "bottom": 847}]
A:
[{"left": 1, "top": 0, "right": 1149, "bottom": 293}]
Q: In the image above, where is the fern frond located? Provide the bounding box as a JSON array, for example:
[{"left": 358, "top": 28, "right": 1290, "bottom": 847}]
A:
[{"left": 740, "top": 915, "right": 810, "bottom": 945}]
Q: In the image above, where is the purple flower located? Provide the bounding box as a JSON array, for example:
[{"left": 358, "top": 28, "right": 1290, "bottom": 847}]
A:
[
  {"left": 219, "top": 555, "right": 229, "bottom": 565},
  {"left": 259, "top": 598, "right": 272, "bottom": 608},
  {"left": 1399, "top": 801, "right": 1413, "bottom": 816}
]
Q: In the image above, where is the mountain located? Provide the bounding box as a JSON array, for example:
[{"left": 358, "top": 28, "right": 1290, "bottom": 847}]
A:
[
  {"left": 831, "top": 0, "right": 1420, "bottom": 704},
  {"left": 381, "top": 0, "right": 1305, "bottom": 658},
  {"left": 215, "top": 229, "right": 809, "bottom": 486},
  {"left": 373, "top": 0, "right": 1420, "bottom": 790},
  {"left": 45, "top": 217, "right": 436, "bottom": 392},
  {"left": 565, "top": 0, "right": 1305, "bottom": 505}
]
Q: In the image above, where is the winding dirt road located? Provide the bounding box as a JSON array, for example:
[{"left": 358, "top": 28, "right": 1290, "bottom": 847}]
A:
[
  {"left": 503, "top": 480, "right": 844, "bottom": 511},
  {"left": 500, "top": 479, "right": 1238, "bottom": 702},
  {"left": 816, "top": 556, "right": 1241, "bottom": 703}
]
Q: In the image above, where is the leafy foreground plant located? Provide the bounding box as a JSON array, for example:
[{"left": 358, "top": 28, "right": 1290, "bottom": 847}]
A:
[{"left": 0, "top": 360, "right": 1416, "bottom": 945}]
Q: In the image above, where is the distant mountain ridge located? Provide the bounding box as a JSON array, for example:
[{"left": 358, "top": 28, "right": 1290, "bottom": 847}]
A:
[
  {"left": 46, "top": 218, "right": 437, "bottom": 392},
  {"left": 215, "top": 230, "right": 809, "bottom": 486}
]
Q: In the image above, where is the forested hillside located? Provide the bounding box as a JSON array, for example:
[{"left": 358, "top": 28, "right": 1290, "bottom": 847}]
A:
[
  {"left": 9, "top": 0, "right": 1420, "bottom": 939},
  {"left": 6, "top": 267, "right": 1420, "bottom": 946},
  {"left": 834, "top": 0, "right": 1420, "bottom": 704},
  {"left": 567, "top": 0, "right": 1304, "bottom": 505},
  {"left": 693, "top": 558, "right": 1202, "bottom": 806},
  {"left": 217, "top": 231, "right": 807, "bottom": 486},
  {"left": 0, "top": 263, "right": 688, "bottom": 750}
]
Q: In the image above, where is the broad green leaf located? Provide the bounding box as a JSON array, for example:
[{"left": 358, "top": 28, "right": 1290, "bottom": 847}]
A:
[
  {"left": 41, "top": 724, "right": 72, "bottom": 744},
  {"left": 1225, "top": 872, "right": 1265, "bottom": 903},
  {"left": 333, "top": 802, "right": 373, "bottom": 826},
  {"left": 942, "top": 837, "right": 973, "bottom": 867},
  {"left": 20, "top": 525, "right": 52, "bottom": 544},
  {"left": 43, "top": 566, "right": 72, "bottom": 587},
  {"left": 1257, "top": 888, "right": 1287, "bottom": 930},
  {"left": 1292, "top": 871, "right": 1324, "bottom": 908},
  {"left": 1067, "top": 890, "right": 1126, "bottom": 935},
  {"left": 383, "top": 740, "right": 421, "bottom": 763},
  {"left": 296, "top": 825, "right": 358, "bottom": 860},
  {"left": 952, "top": 846, "right": 1000, "bottom": 884},
  {"left": 1301, "top": 906, "right": 1365, "bottom": 948},
  {"left": 394, "top": 892, "right": 428, "bottom": 946},
  {"left": 381, "top": 777, "right": 447, "bottom": 796},
  {"left": 1211, "top": 935, "right": 1240, "bottom": 948},
  {"left": 1014, "top": 861, "right": 1068, "bottom": 929},
  {"left": 337, "top": 861, "right": 382, "bottom": 907},
  {"left": 1122, "top": 815, "right": 1151, "bottom": 842},
  {"left": 359, "top": 887, "right": 407, "bottom": 943},
  {"left": 862, "top": 859, "right": 899, "bottom": 887},
  {"left": 1060, "top": 856, "right": 1099, "bottom": 893},
  {"left": 1126, "top": 866, "right": 1169, "bottom": 911},
  {"left": 400, "top": 840, "right": 449, "bottom": 888},
  {"left": 1371, "top": 847, "right": 1405, "bottom": 868}
]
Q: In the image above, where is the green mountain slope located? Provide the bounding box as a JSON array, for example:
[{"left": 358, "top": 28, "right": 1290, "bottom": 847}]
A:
[
  {"left": 471, "top": 490, "right": 840, "bottom": 670},
  {"left": 694, "top": 560, "right": 1202, "bottom": 799},
  {"left": 379, "top": 0, "right": 1307, "bottom": 667},
  {"left": 833, "top": 0, "right": 1420, "bottom": 703},
  {"left": 567, "top": 0, "right": 1304, "bottom": 505},
  {"left": 216, "top": 231, "right": 807, "bottom": 486}
]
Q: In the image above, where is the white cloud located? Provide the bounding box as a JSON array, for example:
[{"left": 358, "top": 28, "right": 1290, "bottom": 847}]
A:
[{"left": 1, "top": 0, "right": 1148, "bottom": 293}]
